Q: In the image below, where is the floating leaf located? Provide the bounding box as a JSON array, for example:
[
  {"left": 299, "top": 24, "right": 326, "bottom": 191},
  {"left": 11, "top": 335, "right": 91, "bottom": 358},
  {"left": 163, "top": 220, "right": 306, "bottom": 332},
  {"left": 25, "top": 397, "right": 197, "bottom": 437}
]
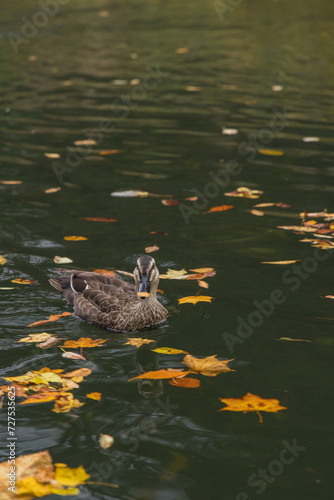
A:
[
  {"left": 185, "top": 86, "right": 201, "bottom": 92},
  {"left": 81, "top": 217, "right": 117, "bottom": 222},
  {"left": 303, "top": 137, "right": 320, "bottom": 143},
  {"left": 278, "top": 337, "right": 311, "bottom": 342},
  {"left": 225, "top": 187, "right": 263, "bottom": 199},
  {"left": 99, "top": 433, "right": 114, "bottom": 449},
  {"left": 218, "top": 392, "right": 287, "bottom": 423},
  {"left": 54, "top": 255, "right": 73, "bottom": 264},
  {"left": 111, "top": 190, "right": 149, "bottom": 197},
  {"left": 11, "top": 278, "right": 37, "bottom": 284},
  {"left": 64, "top": 236, "right": 88, "bottom": 241},
  {"left": 39, "top": 337, "right": 64, "bottom": 349},
  {"left": 152, "top": 347, "right": 188, "bottom": 355},
  {"left": 182, "top": 354, "right": 234, "bottom": 376},
  {"left": 197, "top": 279, "right": 209, "bottom": 289},
  {"left": 44, "top": 152, "right": 60, "bottom": 159},
  {"left": 62, "top": 352, "right": 86, "bottom": 360},
  {"left": 0, "top": 180, "right": 23, "bottom": 185},
  {"left": 161, "top": 199, "right": 180, "bottom": 206},
  {"left": 20, "top": 391, "right": 60, "bottom": 405},
  {"left": 86, "top": 392, "right": 101, "bottom": 401},
  {"left": 99, "top": 149, "right": 122, "bottom": 155},
  {"left": 145, "top": 245, "right": 159, "bottom": 253},
  {"left": 93, "top": 269, "right": 116, "bottom": 277},
  {"left": 178, "top": 295, "right": 214, "bottom": 305},
  {"left": 261, "top": 260, "right": 301, "bottom": 265},
  {"left": 74, "top": 139, "right": 96, "bottom": 146},
  {"left": 222, "top": 128, "right": 238, "bottom": 135},
  {"left": 186, "top": 270, "right": 216, "bottom": 280},
  {"left": 184, "top": 196, "right": 198, "bottom": 201},
  {"left": 277, "top": 225, "right": 315, "bottom": 232},
  {"left": 52, "top": 392, "right": 84, "bottom": 413},
  {"left": 250, "top": 209, "right": 264, "bottom": 216},
  {"left": 189, "top": 267, "right": 214, "bottom": 273},
  {"left": 27, "top": 312, "right": 71, "bottom": 327},
  {"left": 324, "top": 295, "right": 334, "bottom": 300},
  {"left": 55, "top": 463, "right": 90, "bottom": 487},
  {"left": 160, "top": 268, "right": 190, "bottom": 279},
  {"left": 169, "top": 377, "right": 200, "bottom": 388},
  {"left": 272, "top": 85, "right": 283, "bottom": 91},
  {"left": 204, "top": 205, "right": 234, "bottom": 214},
  {"left": 258, "top": 149, "right": 284, "bottom": 156},
  {"left": 124, "top": 338, "right": 155, "bottom": 348},
  {"left": 45, "top": 187, "right": 61, "bottom": 194},
  {"left": 16, "top": 333, "right": 52, "bottom": 343},
  {"left": 0, "top": 255, "right": 7, "bottom": 265},
  {"left": 150, "top": 231, "right": 168, "bottom": 235},
  {"left": 129, "top": 369, "right": 189, "bottom": 381},
  {"left": 175, "top": 47, "right": 189, "bottom": 54},
  {"left": 62, "top": 337, "right": 107, "bottom": 348}
]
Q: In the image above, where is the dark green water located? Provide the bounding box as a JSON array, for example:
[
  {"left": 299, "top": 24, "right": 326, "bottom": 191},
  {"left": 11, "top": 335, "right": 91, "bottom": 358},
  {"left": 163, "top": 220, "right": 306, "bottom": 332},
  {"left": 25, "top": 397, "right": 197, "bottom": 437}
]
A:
[{"left": 1, "top": 0, "right": 334, "bottom": 498}]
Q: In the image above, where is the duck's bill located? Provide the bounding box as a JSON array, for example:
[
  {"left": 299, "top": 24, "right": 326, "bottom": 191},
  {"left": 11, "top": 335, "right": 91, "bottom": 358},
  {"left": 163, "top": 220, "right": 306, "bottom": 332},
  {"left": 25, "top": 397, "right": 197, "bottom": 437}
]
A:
[{"left": 137, "top": 276, "right": 151, "bottom": 298}]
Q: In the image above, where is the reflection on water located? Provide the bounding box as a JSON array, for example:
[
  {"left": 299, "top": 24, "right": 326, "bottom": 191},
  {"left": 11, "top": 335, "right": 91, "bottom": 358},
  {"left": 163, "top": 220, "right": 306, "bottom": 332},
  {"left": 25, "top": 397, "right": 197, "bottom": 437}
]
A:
[{"left": 1, "top": 0, "right": 334, "bottom": 498}]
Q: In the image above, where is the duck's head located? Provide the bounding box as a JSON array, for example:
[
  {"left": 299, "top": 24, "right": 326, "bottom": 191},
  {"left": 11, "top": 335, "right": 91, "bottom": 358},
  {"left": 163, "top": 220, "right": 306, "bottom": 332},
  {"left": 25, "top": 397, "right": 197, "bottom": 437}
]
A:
[{"left": 134, "top": 255, "right": 159, "bottom": 299}]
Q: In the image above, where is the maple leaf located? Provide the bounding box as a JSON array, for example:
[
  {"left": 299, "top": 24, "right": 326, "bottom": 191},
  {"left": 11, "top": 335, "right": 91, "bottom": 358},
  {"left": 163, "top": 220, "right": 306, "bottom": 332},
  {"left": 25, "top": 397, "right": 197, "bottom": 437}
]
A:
[
  {"left": 52, "top": 392, "right": 84, "bottom": 413},
  {"left": 11, "top": 278, "right": 37, "bottom": 284},
  {"left": 178, "top": 296, "right": 214, "bottom": 305},
  {"left": 129, "top": 369, "right": 189, "bottom": 381},
  {"left": 86, "top": 392, "right": 101, "bottom": 401},
  {"left": 182, "top": 354, "right": 234, "bottom": 376},
  {"left": 27, "top": 312, "right": 71, "bottom": 327},
  {"left": 62, "top": 338, "right": 107, "bottom": 348},
  {"left": 159, "top": 269, "right": 190, "bottom": 279},
  {"left": 218, "top": 392, "right": 287, "bottom": 423},
  {"left": 169, "top": 377, "right": 200, "bottom": 388},
  {"left": 124, "top": 338, "right": 155, "bottom": 348},
  {"left": 16, "top": 333, "right": 52, "bottom": 343},
  {"left": 20, "top": 391, "right": 60, "bottom": 405}
]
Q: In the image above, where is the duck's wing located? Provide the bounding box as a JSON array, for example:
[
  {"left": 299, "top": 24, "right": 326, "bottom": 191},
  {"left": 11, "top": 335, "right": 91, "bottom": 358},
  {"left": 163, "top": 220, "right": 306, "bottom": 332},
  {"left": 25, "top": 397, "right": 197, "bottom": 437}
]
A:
[
  {"left": 74, "top": 281, "right": 137, "bottom": 331},
  {"left": 49, "top": 271, "right": 135, "bottom": 306}
]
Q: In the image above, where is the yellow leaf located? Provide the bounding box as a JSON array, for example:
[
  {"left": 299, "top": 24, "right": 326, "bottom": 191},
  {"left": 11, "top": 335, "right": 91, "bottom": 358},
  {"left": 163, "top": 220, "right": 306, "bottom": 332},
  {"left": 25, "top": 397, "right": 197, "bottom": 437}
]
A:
[
  {"left": 55, "top": 463, "right": 90, "bottom": 486},
  {"left": 124, "top": 338, "right": 155, "bottom": 348},
  {"left": 74, "top": 139, "right": 96, "bottom": 146},
  {"left": 277, "top": 337, "right": 311, "bottom": 343},
  {"left": 62, "top": 337, "right": 107, "bottom": 348},
  {"left": 182, "top": 354, "right": 234, "bottom": 376},
  {"left": 129, "top": 369, "right": 189, "bottom": 381},
  {"left": 225, "top": 187, "right": 263, "bottom": 199},
  {"left": 54, "top": 256, "right": 73, "bottom": 264},
  {"left": 45, "top": 187, "right": 61, "bottom": 194},
  {"left": 159, "top": 268, "right": 190, "bottom": 279},
  {"left": 44, "top": 152, "right": 60, "bottom": 159},
  {"left": 250, "top": 209, "right": 264, "bottom": 216},
  {"left": 11, "top": 278, "right": 37, "bottom": 284},
  {"left": 218, "top": 392, "right": 287, "bottom": 417},
  {"left": 178, "top": 295, "right": 214, "bottom": 305},
  {"left": 64, "top": 236, "right": 88, "bottom": 241},
  {"left": 16, "top": 332, "right": 52, "bottom": 343},
  {"left": 52, "top": 392, "right": 84, "bottom": 413},
  {"left": 261, "top": 260, "right": 301, "bottom": 265},
  {"left": 189, "top": 267, "right": 214, "bottom": 273},
  {"left": 169, "top": 377, "right": 200, "bottom": 388},
  {"left": 0, "top": 255, "right": 7, "bottom": 265},
  {"left": 51, "top": 486, "right": 80, "bottom": 496},
  {"left": 175, "top": 47, "right": 189, "bottom": 54},
  {"left": 86, "top": 392, "right": 101, "bottom": 401},
  {"left": 258, "top": 149, "right": 284, "bottom": 156},
  {"left": 152, "top": 347, "right": 188, "bottom": 355},
  {"left": 16, "top": 476, "right": 53, "bottom": 497}
]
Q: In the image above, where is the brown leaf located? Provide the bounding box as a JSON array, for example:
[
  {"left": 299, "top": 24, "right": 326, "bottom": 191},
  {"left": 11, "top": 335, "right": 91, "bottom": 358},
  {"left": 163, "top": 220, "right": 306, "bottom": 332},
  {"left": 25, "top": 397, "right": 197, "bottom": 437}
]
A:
[
  {"left": 129, "top": 369, "right": 189, "bottom": 381},
  {"left": 39, "top": 337, "right": 64, "bottom": 349},
  {"left": 62, "top": 337, "right": 107, "bottom": 348},
  {"left": 203, "top": 205, "right": 234, "bottom": 214},
  {"left": 27, "top": 312, "right": 71, "bottom": 327},
  {"left": 99, "top": 149, "right": 122, "bottom": 155},
  {"left": 189, "top": 267, "right": 214, "bottom": 273},
  {"left": 169, "top": 377, "right": 200, "bottom": 388},
  {"left": 182, "top": 354, "right": 234, "bottom": 376},
  {"left": 185, "top": 271, "right": 216, "bottom": 280},
  {"left": 81, "top": 217, "right": 117, "bottom": 222},
  {"left": 197, "top": 280, "right": 209, "bottom": 289},
  {"left": 277, "top": 225, "right": 316, "bottom": 233},
  {"left": 145, "top": 245, "right": 159, "bottom": 253},
  {"left": 161, "top": 199, "right": 180, "bottom": 206}
]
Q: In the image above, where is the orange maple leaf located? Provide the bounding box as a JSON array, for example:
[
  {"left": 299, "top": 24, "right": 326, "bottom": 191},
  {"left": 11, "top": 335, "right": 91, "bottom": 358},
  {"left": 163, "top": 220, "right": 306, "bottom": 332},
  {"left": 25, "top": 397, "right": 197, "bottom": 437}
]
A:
[
  {"left": 203, "top": 205, "right": 234, "bottom": 214},
  {"left": 218, "top": 392, "right": 287, "bottom": 423},
  {"left": 62, "top": 338, "right": 107, "bottom": 348},
  {"left": 178, "top": 296, "right": 214, "bottom": 305},
  {"left": 129, "top": 369, "right": 189, "bottom": 381},
  {"left": 169, "top": 377, "right": 200, "bottom": 388},
  {"left": 27, "top": 312, "right": 71, "bottom": 327}
]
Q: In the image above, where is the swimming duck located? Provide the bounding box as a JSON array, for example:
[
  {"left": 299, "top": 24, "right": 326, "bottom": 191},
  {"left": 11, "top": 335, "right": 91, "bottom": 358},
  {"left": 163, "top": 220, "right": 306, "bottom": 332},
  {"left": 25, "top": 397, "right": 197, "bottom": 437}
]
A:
[{"left": 49, "top": 255, "right": 168, "bottom": 332}]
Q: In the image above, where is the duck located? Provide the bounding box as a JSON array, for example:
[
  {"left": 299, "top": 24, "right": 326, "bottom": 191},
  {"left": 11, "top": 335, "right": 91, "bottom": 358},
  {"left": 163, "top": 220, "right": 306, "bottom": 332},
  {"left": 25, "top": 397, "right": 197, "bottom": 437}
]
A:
[{"left": 49, "top": 255, "right": 168, "bottom": 332}]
